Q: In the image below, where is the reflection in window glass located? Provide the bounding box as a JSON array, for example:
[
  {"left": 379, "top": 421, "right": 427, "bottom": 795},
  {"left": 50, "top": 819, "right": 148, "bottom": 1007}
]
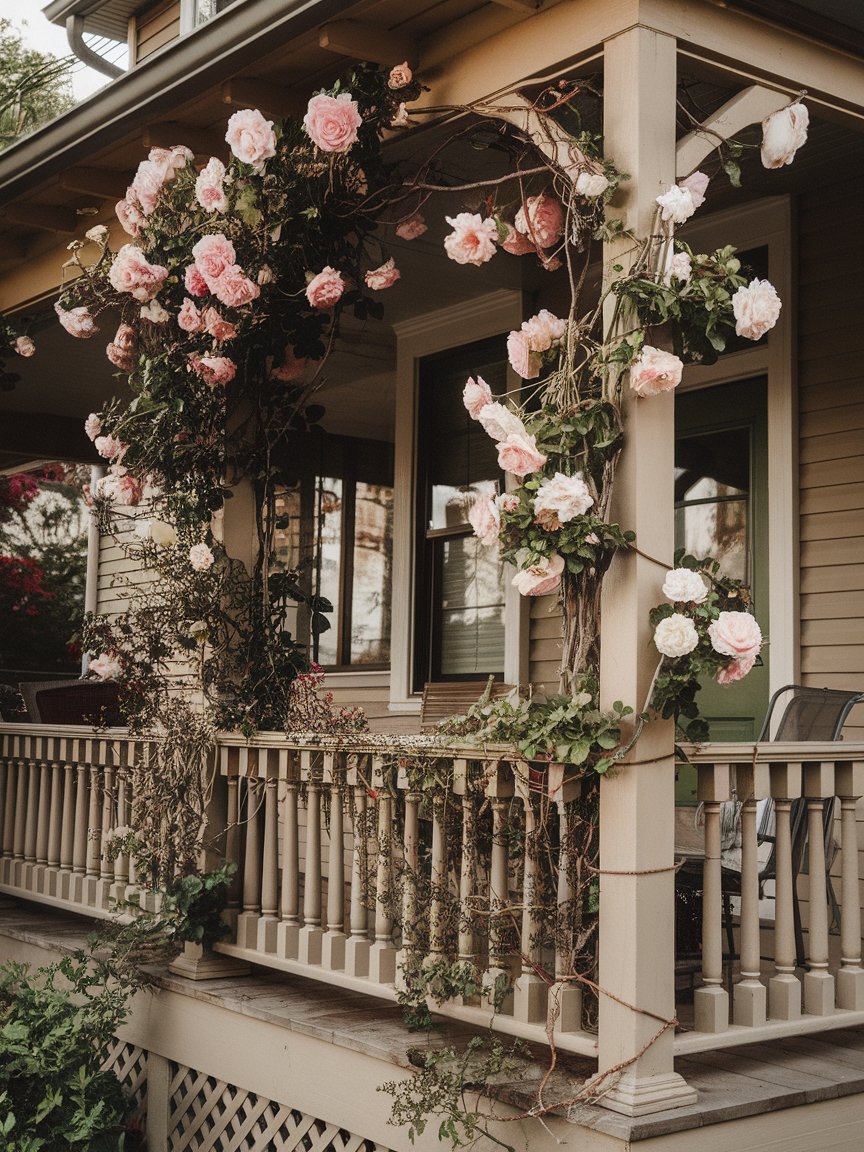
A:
[
  {"left": 436, "top": 535, "right": 505, "bottom": 676},
  {"left": 675, "top": 426, "right": 750, "bottom": 583},
  {"left": 313, "top": 477, "right": 342, "bottom": 666},
  {"left": 351, "top": 483, "right": 393, "bottom": 664}
]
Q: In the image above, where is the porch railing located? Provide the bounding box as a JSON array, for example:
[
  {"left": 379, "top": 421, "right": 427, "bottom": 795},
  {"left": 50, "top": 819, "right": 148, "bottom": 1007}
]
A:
[{"left": 2, "top": 724, "right": 864, "bottom": 1066}]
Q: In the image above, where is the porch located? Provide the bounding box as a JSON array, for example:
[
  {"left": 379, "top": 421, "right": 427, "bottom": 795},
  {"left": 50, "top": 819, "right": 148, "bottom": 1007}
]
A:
[{"left": 2, "top": 721, "right": 864, "bottom": 1149}]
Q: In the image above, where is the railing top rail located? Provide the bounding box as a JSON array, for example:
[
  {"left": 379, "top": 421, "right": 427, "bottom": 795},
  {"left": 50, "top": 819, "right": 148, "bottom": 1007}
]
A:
[{"left": 679, "top": 740, "right": 864, "bottom": 764}]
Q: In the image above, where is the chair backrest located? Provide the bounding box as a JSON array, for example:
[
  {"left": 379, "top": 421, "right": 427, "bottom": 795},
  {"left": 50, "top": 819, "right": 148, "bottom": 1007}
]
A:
[
  {"left": 420, "top": 680, "right": 513, "bottom": 730},
  {"left": 757, "top": 684, "right": 864, "bottom": 742},
  {"left": 19, "top": 679, "right": 123, "bottom": 726}
]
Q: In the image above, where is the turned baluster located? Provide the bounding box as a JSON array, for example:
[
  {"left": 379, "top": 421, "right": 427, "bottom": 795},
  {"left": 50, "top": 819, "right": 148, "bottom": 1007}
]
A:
[
  {"left": 96, "top": 764, "right": 115, "bottom": 908},
  {"left": 368, "top": 757, "right": 396, "bottom": 984},
  {"left": 46, "top": 756, "right": 63, "bottom": 888},
  {"left": 802, "top": 762, "right": 836, "bottom": 1015},
  {"left": 694, "top": 762, "right": 732, "bottom": 1033},
  {"left": 836, "top": 762, "right": 864, "bottom": 1009},
  {"left": 23, "top": 756, "right": 39, "bottom": 874},
  {"left": 0, "top": 757, "right": 8, "bottom": 870},
  {"left": 428, "top": 793, "right": 447, "bottom": 960},
  {"left": 113, "top": 767, "right": 130, "bottom": 890},
  {"left": 34, "top": 757, "right": 51, "bottom": 891},
  {"left": 224, "top": 771, "right": 241, "bottom": 922},
  {"left": 322, "top": 754, "right": 347, "bottom": 971},
  {"left": 457, "top": 790, "right": 477, "bottom": 971},
  {"left": 12, "top": 758, "right": 27, "bottom": 866},
  {"left": 733, "top": 793, "right": 767, "bottom": 1026},
  {"left": 298, "top": 755, "right": 323, "bottom": 965},
  {"left": 277, "top": 771, "right": 300, "bottom": 959},
  {"left": 488, "top": 799, "right": 511, "bottom": 976},
  {"left": 236, "top": 773, "right": 263, "bottom": 949},
  {"left": 399, "top": 789, "right": 421, "bottom": 966},
  {"left": 768, "top": 769, "right": 801, "bottom": 1020},
  {"left": 83, "top": 763, "right": 103, "bottom": 908},
  {"left": 257, "top": 761, "right": 280, "bottom": 953},
  {"left": 513, "top": 787, "right": 547, "bottom": 1023},
  {"left": 344, "top": 780, "right": 370, "bottom": 977},
  {"left": 0, "top": 755, "right": 13, "bottom": 863},
  {"left": 551, "top": 791, "right": 582, "bottom": 1032},
  {"left": 59, "top": 762, "right": 75, "bottom": 881}
]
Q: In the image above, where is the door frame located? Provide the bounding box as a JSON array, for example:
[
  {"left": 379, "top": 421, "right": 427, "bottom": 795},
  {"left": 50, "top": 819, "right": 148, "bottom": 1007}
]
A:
[{"left": 678, "top": 195, "right": 797, "bottom": 695}]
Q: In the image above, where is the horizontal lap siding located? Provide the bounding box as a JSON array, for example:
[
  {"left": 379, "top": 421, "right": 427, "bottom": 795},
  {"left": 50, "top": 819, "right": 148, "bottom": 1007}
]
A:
[
  {"left": 528, "top": 593, "right": 561, "bottom": 693},
  {"left": 798, "top": 181, "right": 864, "bottom": 732},
  {"left": 135, "top": 0, "right": 181, "bottom": 62}
]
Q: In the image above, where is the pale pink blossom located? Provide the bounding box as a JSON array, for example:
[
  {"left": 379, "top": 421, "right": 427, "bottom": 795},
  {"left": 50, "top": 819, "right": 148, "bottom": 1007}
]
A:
[
  {"left": 89, "top": 653, "right": 122, "bottom": 680},
  {"left": 106, "top": 342, "right": 134, "bottom": 371},
  {"left": 463, "top": 375, "right": 493, "bottom": 420},
  {"left": 654, "top": 614, "right": 699, "bottom": 658},
  {"left": 662, "top": 567, "right": 708, "bottom": 604},
  {"left": 477, "top": 402, "right": 525, "bottom": 443},
  {"left": 184, "top": 264, "right": 210, "bottom": 297},
  {"left": 501, "top": 224, "right": 535, "bottom": 255},
  {"left": 506, "top": 330, "right": 542, "bottom": 380},
  {"left": 716, "top": 655, "right": 756, "bottom": 685},
  {"left": 306, "top": 266, "right": 345, "bottom": 309},
  {"left": 761, "top": 103, "right": 809, "bottom": 169},
  {"left": 468, "top": 492, "right": 500, "bottom": 546},
  {"left": 656, "top": 184, "right": 695, "bottom": 225},
  {"left": 497, "top": 493, "right": 520, "bottom": 513},
  {"left": 116, "top": 193, "right": 144, "bottom": 236},
  {"left": 708, "top": 611, "right": 762, "bottom": 660},
  {"left": 14, "top": 335, "right": 34, "bottom": 357},
  {"left": 732, "top": 279, "right": 781, "bottom": 340},
  {"left": 94, "top": 435, "right": 127, "bottom": 462},
  {"left": 202, "top": 307, "right": 237, "bottom": 342},
  {"left": 189, "top": 542, "right": 215, "bottom": 571},
  {"left": 514, "top": 194, "right": 564, "bottom": 248},
  {"left": 303, "top": 92, "right": 362, "bottom": 153},
  {"left": 190, "top": 355, "right": 236, "bottom": 387},
  {"left": 390, "top": 103, "right": 411, "bottom": 128},
  {"left": 629, "top": 346, "right": 683, "bottom": 397},
  {"left": 177, "top": 297, "right": 205, "bottom": 333},
  {"left": 112, "top": 324, "right": 136, "bottom": 353},
  {"left": 129, "top": 159, "right": 165, "bottom": 215},
  {"left": 669, "top": 252, "right": 692, "bottom": 283},
  {"left": 96, "top": 466, "right": 142, "bottom": 506},
  {"left": 443, "top": 212, "right": 498, "bottom": 266},
  {"left": 140, "top": 300, "right": 169, "bottom": 323},
  {"left": 395, "top": 213, "right": 427, "bottom": 241},
  {"left": 108, "top": 245, "right": 168, "bottom": 302},
  {"left": 512, "top": 553, "right": 564, "bottom": 597},
  {"left": 679, "top": 171, "right": 709, "bottom": 209},
  {"left": 388, "top": 61, "right": 413, "bottom": 89},
  {"left": 147, "top": 145, "right": 193, "bottom": 181},
  {"left": 195, "top": 156, "right": 228, "bottom": 213},
  {"left": 225, "top": 108, "right": 276, "bottom": 170},
  {"left": 84, "top": 414, "right": 102, "bottom": 441},
  {"left": 211, "top": 265, "right": 260, "bottom": 309},
  {"left": 497, "top": 432, "right": 547, "bottom": 478},
  {"left": 55, "top": 303, "right": 98, "bottom": 339},
  {"left": 364, "top": 258, "right": 400, "bottom": 290},
  {"left": 257, "top": 265, "right": 274, "bottom": 285},
  {"left": 533, "top": 472, "right": 593, "bottom": 530},
  {"left": 85, "top": 224, "right": 109, "bottom": 246},
  {"left": 191, "top": 234, "right": 236, "bottom": 287},
  {"left": 574, "top": 170, "right": 609, "bottom": 198},
  {"left": 522, "top": 309, "right": 567, "bottom": 352}
]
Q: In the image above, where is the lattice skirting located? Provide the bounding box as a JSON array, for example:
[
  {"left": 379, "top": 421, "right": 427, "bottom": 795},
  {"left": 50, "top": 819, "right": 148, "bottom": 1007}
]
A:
[
  {"left": 167, "top": 1062, "right": 396, "bottom": 1152},
  {"left": 103, "top": 1037, "right": 148, "bottom": 1130}
]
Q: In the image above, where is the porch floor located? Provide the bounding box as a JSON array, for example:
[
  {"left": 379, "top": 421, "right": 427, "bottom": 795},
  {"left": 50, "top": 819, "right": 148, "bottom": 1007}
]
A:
[{"left": 3, "top": 901, "right": 864, "bottom": 1148}]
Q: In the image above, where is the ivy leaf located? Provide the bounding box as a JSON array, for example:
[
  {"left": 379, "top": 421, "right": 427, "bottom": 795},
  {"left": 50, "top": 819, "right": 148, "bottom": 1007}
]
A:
[{"left": 723, "top": 159, "right": 742, "bottom": 188}]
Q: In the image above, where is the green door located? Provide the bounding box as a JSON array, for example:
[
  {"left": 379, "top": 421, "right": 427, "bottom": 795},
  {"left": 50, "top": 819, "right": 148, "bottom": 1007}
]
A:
[{"left": 674, "top": 377, "right": 770, "bottom": 802}]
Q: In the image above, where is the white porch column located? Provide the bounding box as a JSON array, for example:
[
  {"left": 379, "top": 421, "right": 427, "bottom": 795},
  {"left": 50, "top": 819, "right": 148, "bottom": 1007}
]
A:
[{"left": 596, "top": 25, "right": 696, "bottom": 1117}]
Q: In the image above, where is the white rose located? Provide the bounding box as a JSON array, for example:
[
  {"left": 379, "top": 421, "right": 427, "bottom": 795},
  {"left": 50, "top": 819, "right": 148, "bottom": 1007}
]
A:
[
  {"left": 477, "top": 402, "right": 526, "bottom": 443},
  {"left": 189, "top": 542, "right": 215, "bottom": 571},
  {"left": 140, "top": 300, "right": 170, "bottom": 323},
  {"left": 84, "top": 413, "right": 102, "bottom": 441},
  {"left": 708, "top": 611, "right": 762, "bottom": 660},
  {"left": 575, "top": 170, "right": 609, "bottom": 198},
  {"left": 653, "top": 613, "right": 699, "bottom": 658},
  {"left": 761, "top": 103, "right": 809, "bottom": 169},
  {"left": 662, "top": 567, "right": 708, "bottom": 604},
  {"left": 656, "top": 185, "right": 695, "bottom": 224},
  {"left": 135, "top": 518, "right": 177, "bottom": 547},
  {"left": 533, "top": 472, "right": 594, "bottom": 529},
  {"left": 732, "top": 279, "right": 782, "bottom": 341},
  {"left": 668, "top": 252, "right": 692, "bottom": 283},
  {"left": 89, "top": 653, "right": 122, "bottom": 680},
  {"left": 85, "top": 224, "right": 109, "bottom": 246}
]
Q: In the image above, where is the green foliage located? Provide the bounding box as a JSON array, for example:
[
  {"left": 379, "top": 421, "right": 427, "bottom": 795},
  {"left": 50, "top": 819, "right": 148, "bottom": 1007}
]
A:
[
  {"left": 396, "top": 958, "right": 491, "bottom": 1033},
  {"left": 160, "top": 860, "right": 237, "bottom": 947},
  {"left": 0, "top": 19, "right": 74, "bottom": 151},
  {"left": 0, "top": 955, "right": 132, "bottom": 1151}
]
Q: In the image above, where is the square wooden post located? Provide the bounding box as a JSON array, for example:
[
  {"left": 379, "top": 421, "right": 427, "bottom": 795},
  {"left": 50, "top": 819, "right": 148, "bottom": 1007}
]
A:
[{"left": 595, "top": 25, "right": 697, "bottom": 1117}]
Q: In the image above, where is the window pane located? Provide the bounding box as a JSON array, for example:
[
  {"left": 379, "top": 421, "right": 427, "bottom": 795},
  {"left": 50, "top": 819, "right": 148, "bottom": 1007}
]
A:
[
  {"left": 675, "top": 425, "right": 750, "bottom": 583},
  {"left": 351, "top": 482, "right": 393, "bottom": 664},
  {"left": 675, "top": 499, "right": 748, "bottom": 583},
  {"left": 436, "top": 535, "right": 505, "bottom": 676},
  {"left": 313, "top": 477, "right": 342, "bottom": 666}
]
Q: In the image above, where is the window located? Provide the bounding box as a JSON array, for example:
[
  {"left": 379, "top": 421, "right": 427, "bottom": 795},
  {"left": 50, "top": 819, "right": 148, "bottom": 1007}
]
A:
[
  {"left": 414, "top": 337, "right": 508, "bottom": 687},
  {"left": 272, "top": 434, "right": 393, "bottom": 669},
  {"left": 192, "top": 0, "right": 238, "bottom": 25}
]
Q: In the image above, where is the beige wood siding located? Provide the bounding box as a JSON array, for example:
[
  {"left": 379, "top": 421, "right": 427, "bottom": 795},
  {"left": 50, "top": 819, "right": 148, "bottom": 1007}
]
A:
[
  {"left": 798, "top": 178, "right": 864, "bottom": 739},
  {"left": 134, "top": 0, "right": 181, "bottom": 63},
  {"left": 528, "top": 593, "right": 561, "bottom": 692}
]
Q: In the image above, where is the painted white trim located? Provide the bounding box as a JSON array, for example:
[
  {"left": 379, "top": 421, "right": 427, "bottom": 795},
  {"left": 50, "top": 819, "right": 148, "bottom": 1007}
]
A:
[
  {"left": 678, "top": 195, "right": 797, "bottom": 692},
  {"left": 390, "top": 291, "right": 525, "bottom": 710}
]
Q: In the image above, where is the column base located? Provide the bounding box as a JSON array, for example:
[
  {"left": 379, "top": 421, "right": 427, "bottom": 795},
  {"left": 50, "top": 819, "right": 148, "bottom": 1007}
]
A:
[
  {"left": 344, "top": 936, "right": 370, "bottom": 978},
  {"left": 168, "top": 941, "right": 251, "bottom": 981},
  {"left": 235, "top": 911, "right": 261, "bottom": 950},
  {"left": 483, "top": 966, "right": 514, "bottom": 1015},
  {"left": 45, "top": 869, "right": 61, "bottom": 899},
  {"left": 368, "top": 941, "right": 397, "bottom": 984},
  {"left": 256, "top": 915, "right": 279, "bottom": 954},
  {"left": 694, "top": 984, "right": 729, "bottom": 1033},
  {"left": 81, "top": 876, "right": 100, "bottom": 908},
  {"left": 95, "top": 878, "right": 114, "bottom": 911},
  {"left": 321, "top": 930, "right": 346, "bottom": 971},
  {"left": 597, "top": 1071, "right": 698, "bottom": 1117},
  {"left": 32, "top": 865, "right": 48, "bottom": 894},
  {"left": 804, "top": 970, "right": 835, "bottom": 1016},
  {"left": 733, "top": 977, "right": 767, "bottom": 1027},
  {"left": 548, "top": 981, "right": 582, "bottom": 1034},
  {"left": 276, "top": 920, "right": 299, "bottom": 960},
  {"left": 297, "top": 924, "right": 324, "bottom": 966},
  {"left": 769, "top": 972, "right": 801, "bottom": 1020},
  {"left": 837, "top": 967, "right": 864, "bottom": 1011},
  {"left": 512, "top": 973, "right": 548, "bottom": 1024}
]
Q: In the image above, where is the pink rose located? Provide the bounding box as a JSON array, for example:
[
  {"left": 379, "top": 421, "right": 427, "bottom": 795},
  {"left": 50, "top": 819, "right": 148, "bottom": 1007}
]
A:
[
  {"left": 184, "top": 264, "right": 209, "bottom": 297},
  {"left": 191, "top": 234, "right": 236, "bottom": 287},
  {"left": 716, "top": 655, "right": 756, "bottom": 685},
  {"left": 225, "top": 108, "right": 276, "bottom": 170},
  {"left": 177, "top": 298, "right": 204, "bottom": 333},
  {"left": 443, "top": 212, "right": 498, "bottom": 266},
  {"left": 497, "top": 493, "right": 520, "bottom": 513},
  {"left": 96, "top": 466, "right": 142, "bottom": 506},
  {"left": 497, "top": 433, "right": 547, "bottom": 478},
  {"left": 106, "top": 342, "right": 134, "bottom": 371},
  {"left": 761, "top": 103, "right": 809, "bottom": 169},
  {"left": 147, "top": 145, "right": 193, "bottom": 181},
  {"left": 112, "top": 324, "right": 136, "bottom": 353},
  {"left": 306, "top": 266, "right": 345, "bottom": 309},
  {"left": 195, "top": 156, "right": 228, "bottom": 213},
  {"left": 303, "top": 92, "right": 362, "bottom": 153},
  {"left": 129, "top": 159, "right": 165, "bottom": 215},
  {"left": 202, "top": 307, "right": 237, "bottom": 342},
  {"left": 463, "top": 375, "right": 493, "bottom": 420},
  {"left": 629, "top": 346, "right": 683, "bottom": 397},
  {"left": 512, "top": 553, "right": 565, "bottom": 597},
  {"left": 522, "top": 309, "right": 566, "bottom": 352},
  {"left": 189, "top": 542, "right": 215, "bottom": 571},
  {"left": 708, "top": 611, "right": 762, "bottom": 660},
  {"left": 533, "top": 472, "right": 593, "bottom": 529},
  {"left": 388, "top": 61, "right": 413, "bottom": 89},
  {"left": 55, "top": 303, "right": 98, "bottom": 338},
  {"left": 390, "top": 103, "right": 411, "bottom": 128},
  {"left": 89, "top": 653, "right": 122, "bottom": 680},
  {"left": 477, "top": 402, "right": 525, "bottom": 443},
  {"left": 94, "top": 435, "right": 127, "bottom": 462},
  {"left": 108, "top": 244, "right": 168, "bottom": 302},
  {"left": 679, "top": 171, "right": 709, "bottom": 209},
  {"left": 190, "top": 355, "right": 236, "bottom": 387},
  {"left": 501, "top": 224, "right": 535, "bottom": 255},
  {"left": 84, "top": 413, "right": 102, "bottom": 441},
  {"left": 514, "top": 194, "right": 564, "bottom": 248},
  {"left": 468, "top": 492, "right": 500, "bottom": 546},
  {"left": 506, "top": 330, "right": 542, "bottom": 380},
  {"left": 732, "top": 279, "right": 781, "bottom": 341},
  {"left": 14, "top": 335, "right": 34, "bottom": 357},
  {"left": 211, "top": 265, "right": 260, "bottom": 309},
  {"left": 364, "top": 258, "right": 400, "bottom": 290},
  {"left": 116, "top": 193, "right": 144, "bottom": 237},
  {"left": 395, "top": 213, "right": 427, "bottom": 241}
]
